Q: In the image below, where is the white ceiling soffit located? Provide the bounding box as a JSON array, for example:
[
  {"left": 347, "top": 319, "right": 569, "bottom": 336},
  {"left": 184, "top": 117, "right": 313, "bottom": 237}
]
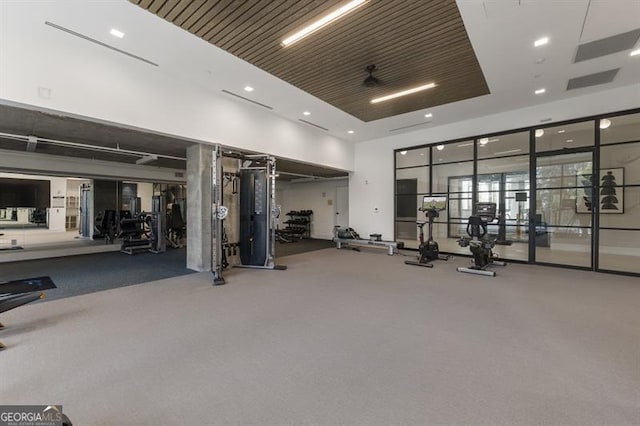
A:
[{"left": 1, "top": 0, "right": 639, "bottom": 144}]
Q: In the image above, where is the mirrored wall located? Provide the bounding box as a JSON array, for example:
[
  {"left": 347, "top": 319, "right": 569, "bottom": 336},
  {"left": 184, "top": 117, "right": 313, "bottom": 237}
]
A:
[
  {"left": 394, "top": 109, "right": 640, "bottom": 276},
  {"left": 0, "top": 173, "right": 165, "bottom": 256}
]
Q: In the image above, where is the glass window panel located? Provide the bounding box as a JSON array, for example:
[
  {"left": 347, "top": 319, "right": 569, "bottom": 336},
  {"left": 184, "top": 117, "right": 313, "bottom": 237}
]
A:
[
  {"left": 598, "top": 229, "right": 640, "bottom": 274},
  {"left": 535, "top": 230, "right": 591, "bottom": 268},
  {"left": 433, "top": 161, "right": 473, "bottom": 193},
  {"left": 477, "top": 155, "right": 530, "bottom": 175},
  {"left": 396, "top": 221, "right": 419, "bottom": 249},
  {"left": 535, "top": 121, "right": 594, "bottom": 152},
  {"left": 536, "top": 189, "right": 591, "bottom": 228},
  {"left": 396, "top": 147, "right": 429, "bottom": 168},
  {"left": 600, "top": 113, "right": 640, "bottom": 145},
  {"left": 536, "top": 152, "right": 592, "bottom": 189},
  {"left": 477, "top": 132, "right": 530, "bottom": 159},
  {"left": 396, "top": 194, "right": 432, "bottom": 221},
  {"left": 432, "top": 141, "right": 473, "bottom": 163},
  {"left": 448, "top": 176, "right": 474, "bottom": 194},
  {"left": 396, "top": 166, "right": 428, "bottom": 194},
  {"left": 600, "top": 142, "right": 640, "bottom": 185},
  {"left": 448, "top": 194, "right": 473, "bottom": 219},
  {"left": 599, "top": 186, "right": 639, "bottom": 229}
]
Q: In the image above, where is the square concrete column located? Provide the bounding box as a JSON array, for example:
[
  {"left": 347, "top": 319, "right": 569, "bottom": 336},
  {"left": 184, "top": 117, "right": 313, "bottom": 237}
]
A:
[{"left": 187, "top": 144, "right": 212, "bottom": 271}]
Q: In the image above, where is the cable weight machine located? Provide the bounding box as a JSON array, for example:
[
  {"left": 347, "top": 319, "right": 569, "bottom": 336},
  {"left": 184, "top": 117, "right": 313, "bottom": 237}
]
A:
[{"left": 211, "top": 146, "right": 286, "bottom": 285}]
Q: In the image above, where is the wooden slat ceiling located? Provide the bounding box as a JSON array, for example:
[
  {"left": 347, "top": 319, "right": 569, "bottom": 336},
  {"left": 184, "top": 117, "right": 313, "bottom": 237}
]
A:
[{"left": 132, "top": 0, "right": 489, "bottom": 122}]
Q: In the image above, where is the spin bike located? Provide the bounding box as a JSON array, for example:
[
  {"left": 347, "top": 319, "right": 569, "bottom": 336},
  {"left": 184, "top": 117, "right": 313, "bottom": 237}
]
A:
[{"left": 405, "top": 196, "right": 450, "bottom": 268}]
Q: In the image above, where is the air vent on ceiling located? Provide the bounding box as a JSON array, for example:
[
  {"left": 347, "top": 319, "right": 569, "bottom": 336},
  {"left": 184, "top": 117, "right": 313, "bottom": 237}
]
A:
[
  {"left": 221, "top": 90, "right": 274, "bottom": 110},
  {"left": 44, "top": 21, "right": 158, "bottom": 67},
  {"left": 389, "top": 121, "right": 433, "bottom": 132},
  {"left": 567, "top": 68, "right": 619, "bottom": 91},
  {"left": 574, "top": 28, "right": 640, "bottom": 62},
  {"left": 298, "top": 119, "right": 328, "bottom": 132}
]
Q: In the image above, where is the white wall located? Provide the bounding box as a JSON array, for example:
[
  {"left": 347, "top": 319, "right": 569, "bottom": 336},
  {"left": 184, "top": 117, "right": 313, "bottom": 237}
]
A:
[
  {"left": 0, "top": 0, "right": 354, "bottom": 173},
  {"left": 350, "top": 85, "right": 640, "bottom": 239},
  {"left": 136, "top": 182, "right": 154, "bottom": 213},
  {"left": 277, "top": 178, "right": 349, "bottom": 240}
]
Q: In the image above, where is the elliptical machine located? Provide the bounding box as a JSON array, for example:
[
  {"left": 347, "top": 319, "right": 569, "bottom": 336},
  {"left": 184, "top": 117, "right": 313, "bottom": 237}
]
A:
[
  {"left": 405, "top": 196, "right": 450, "bottom": 268},
  {"left": 456, "top": 202, "right": 506, "bottom": 277}
]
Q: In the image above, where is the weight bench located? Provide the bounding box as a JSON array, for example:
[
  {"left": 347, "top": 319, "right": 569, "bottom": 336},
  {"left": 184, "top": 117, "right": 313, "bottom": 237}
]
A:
[{"left": 1, "top": 276, "right": 57, "bottom": 351}]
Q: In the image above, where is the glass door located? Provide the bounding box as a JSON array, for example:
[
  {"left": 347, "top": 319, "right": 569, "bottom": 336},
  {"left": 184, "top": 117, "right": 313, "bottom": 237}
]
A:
[{"left": 534, "top": 150, "right": 594, "bottom": 268}]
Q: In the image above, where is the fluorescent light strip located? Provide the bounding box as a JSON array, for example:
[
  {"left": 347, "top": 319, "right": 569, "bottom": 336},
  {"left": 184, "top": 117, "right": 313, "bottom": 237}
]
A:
[
  {"left": 630, "top": 48, "right": 640, "bottom": 56},
  {"left": 535, "top": 88, "right": 546, "bottom": 95},
  {"left": 281, "top": 0, "right": 368, "bottom": 47},
  {"left": 371, "top": 83, "right": 436, "bottom": 104}
]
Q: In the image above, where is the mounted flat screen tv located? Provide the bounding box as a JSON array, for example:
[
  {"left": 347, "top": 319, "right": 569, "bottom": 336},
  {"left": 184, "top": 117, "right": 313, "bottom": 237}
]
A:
[{"left": 0, "top": 178, "right": 50, "bottom": 208}]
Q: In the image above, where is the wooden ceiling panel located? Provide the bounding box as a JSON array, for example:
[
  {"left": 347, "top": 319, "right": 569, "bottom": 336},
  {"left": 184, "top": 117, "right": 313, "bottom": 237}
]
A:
[{"left": 133, "top": 0, "right": 489, "bottom": 122}]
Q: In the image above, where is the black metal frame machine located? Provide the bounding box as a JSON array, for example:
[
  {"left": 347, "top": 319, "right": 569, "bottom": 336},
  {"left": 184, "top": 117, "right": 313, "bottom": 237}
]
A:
[
  {"left": 405, "top": 196, "right": 450, "bottom": 268},
  {"left": 456, "top": 202, "right": 506, "bottom": 277},
  {"left": 1, "top": 276, "right": 56, "bottom": 351},
  {"left": 118, "top": 195, "right": 167, "bottom": 255},
  {"left": 211, "top": 145, "right": 286, "bottom": 285}
]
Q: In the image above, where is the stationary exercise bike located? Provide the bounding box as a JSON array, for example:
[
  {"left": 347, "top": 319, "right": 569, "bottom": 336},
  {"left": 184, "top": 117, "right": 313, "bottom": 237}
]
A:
[
  {"left": 456, "top": 202, "right": 506, "bottom": 277},
  {"left": 405, "top": 196, "right": 450, "bottom": 268}
]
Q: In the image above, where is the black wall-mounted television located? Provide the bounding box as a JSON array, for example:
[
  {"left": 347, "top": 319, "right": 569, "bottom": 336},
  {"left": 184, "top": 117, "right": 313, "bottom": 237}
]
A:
[{"left": 0, "top": 178, "right": 50, "bottom": 208}]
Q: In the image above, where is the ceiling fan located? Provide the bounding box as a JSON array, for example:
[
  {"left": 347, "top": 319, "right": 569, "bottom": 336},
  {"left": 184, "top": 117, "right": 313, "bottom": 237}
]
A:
[{"left": 363, "top": 64, "right": 382, "bottom": 87}]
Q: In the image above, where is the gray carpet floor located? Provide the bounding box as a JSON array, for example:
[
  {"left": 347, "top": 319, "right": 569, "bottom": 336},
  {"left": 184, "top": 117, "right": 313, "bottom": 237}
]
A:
[
  {"left": 1, "top": 248, "right": 638, "bottom": 425},
  {"left": 0, "top": 248, "right": 194, "bottom": 301},
  {"left": 276, "top": 238, "right": 335, "bottom": 257}
]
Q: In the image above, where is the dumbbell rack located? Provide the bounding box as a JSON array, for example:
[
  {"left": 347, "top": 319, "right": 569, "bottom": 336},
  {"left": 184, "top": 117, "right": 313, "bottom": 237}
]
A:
[{"left": 283, "top": 210, "right": 312, "bottom": 239}]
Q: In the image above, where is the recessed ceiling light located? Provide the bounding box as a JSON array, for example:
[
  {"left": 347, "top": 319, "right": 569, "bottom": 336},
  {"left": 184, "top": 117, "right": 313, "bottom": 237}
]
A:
[
  {"left": 566, "top": 139, "right": 574, "bottom": 143},
  {"left": 479, "top": 138, "right": 489, "bottom": 145},
  {"left": 600, "top": 118, "right": 612, "bottom": 129},
  {"left": 424, "top": 113, "right": 433, "bottom": 118},
  {"left": 534, "top": 37, "right": 549, "bottom": 47},
  {"left": 557, "top": 130, "right": 565, "bottom": 133},
  {"left": 303, "top": 111, "right": 311, "bottom": 116},
  {"left": 400, "top": 150, "right": 407, "bottom": 155},
  {"left": 535, "top": 129, "right": 545, "bottom": 138},
  {"left": 110, "top": 28, "right": 125, "bottom": 38},
  {"left": 535, "top": 88, "right": 546, "bottom": 95},
  {"left": 630, "top": 49, "right": 640, "bottom": 56},
  {"left": 371, "top": 82, "right": 436, "bottom": 104},
  {"left": 347, "top": 130, "right": 354, "bottom": 134},
  {"left": 436, "top": 144, "right": 445, "bottom": 151},
  {"left": 281, "top": 0, "right": 369, "bottom": 47},
  {"left": 244, "top": 86, "right": 254, "bottom": 92}
]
